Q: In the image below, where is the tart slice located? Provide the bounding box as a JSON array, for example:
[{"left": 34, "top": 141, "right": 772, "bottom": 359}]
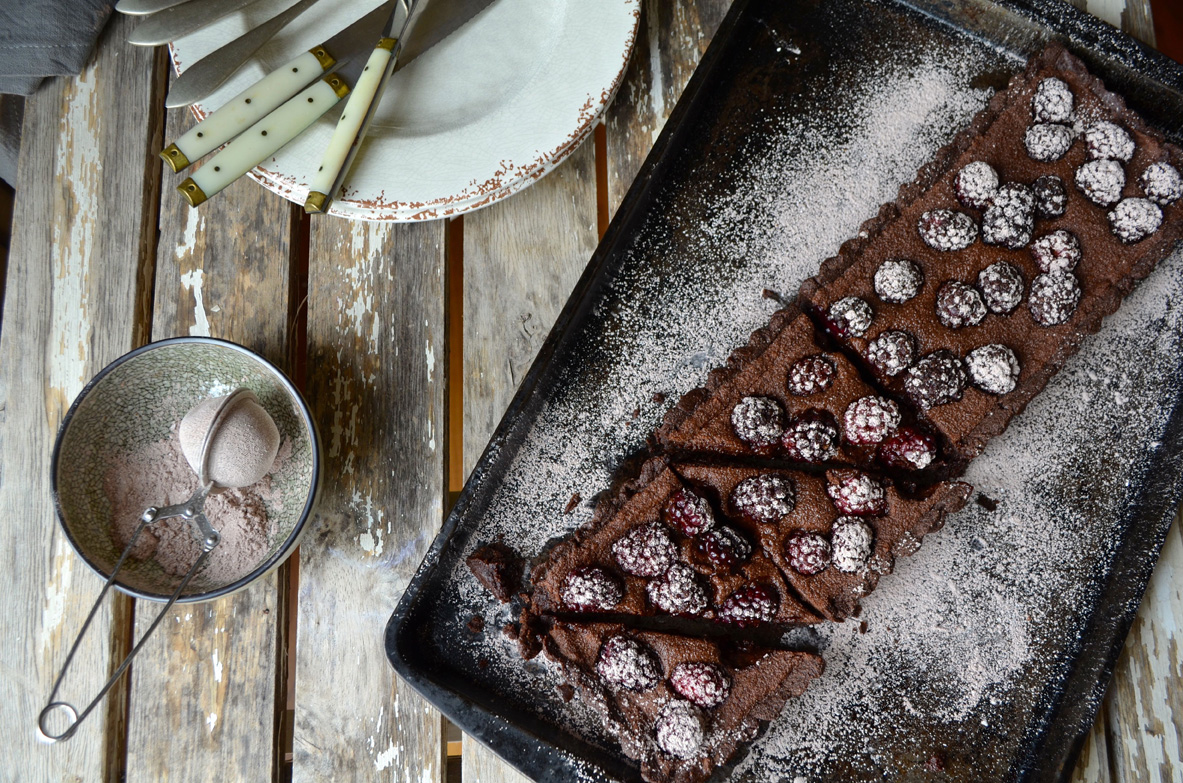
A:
[
  {"left": 799, "top": 44, "right": 1183, "bottom": 462},
  {"left": 543, "top": 620, "right": 824, "bottom": 783},
  {"left": 673, "top": 462, "right": 971, "bottom": 622},
  {"left": 656, "top": 306, "right": 942, "bottom": 473},
  {"left": 529, "top": 460, "right": 823, "bottom": 626}
]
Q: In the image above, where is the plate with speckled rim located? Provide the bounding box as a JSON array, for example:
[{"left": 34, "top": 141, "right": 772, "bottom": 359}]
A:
[
  {"left": 386, "top": 0, "right": 1183, "bottom": 780},
  {"left": 169, "top": 0, "right": 639, "bottom": 221}
]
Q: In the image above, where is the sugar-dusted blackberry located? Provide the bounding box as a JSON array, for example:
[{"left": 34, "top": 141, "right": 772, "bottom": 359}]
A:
[
  {"left": 596, "top": 635, "right": 661, "bottom": 691},
  {"left": 1140, "top": 161, "right": 1183, "bottom": 205},
  {"left": 981, "top": 182, "right": 1035, "bottom": 249},
  {"left": 1031, "top": 230, "right": 1081, "bottom": 273},
  {"left": 904, "top": 350, "right": 968, "bottom": 410},
  {"left": 783, "top": 408, "right": 841, "bottom": 463},
  {"left": 955, "top": 161, "right": 999, "bottom": 210},
  {"left": 715, "top": 584, "right": 777, "bottom": 626},
  {"left": 831, "top": 517, "right": 874, "bottom": 573},
  {"left": 1025, "top": 123, "right": 1075, "bottom": 163},
  {"left": 873, "top": 258, "right": 924, "bottom": 303},
  {"left": 785, "top": 533, "right": 831, "bottom": 575},
  {"left": 965, "top": 344, "right": 1021, "bottom": 395},
  {"left": 663, "top": 487, "right": 716, "bottom": 537},
  {"left": 730, "top": 396, "right": 785, "bottom": 453},
  {"left": 1033, "top": 175, "right": 1068, "bottom": 218},
  {"left": 877, "top": 426, "right": 938, "bottom": 470},
  {"left": 826, "top": 470, "right": 887, "bottom": 516},
  {"left": 865, "top": 330, "right": 916, "bottom": 377},
  {"left": 1109, "top": 197, "right": 1163, "bottom": 243},
  {"left": 654, "top": 700, "right": 708, "bottom": 759},
  {"left": 647, "top": 563, "right": 709, "bottom": 616},
  {"left": 670, "top": 662, "right": 731, "bottom": 709},
  {"left": 977, "top": 261, "right": 1024, "bottom": 314},
  {"left": 1033, "top": 77, "right": 1073, "bottom": 123},
  {"left": 694, "top": 526, "right": 752, "bottom": 571},
  {"left": 1076, "top": 159, "right": 1125, "bottom": 206},
  {"left": 612, "top": 523, "right": 677, "bottom": 578},
  {"left": 1085, "top": 120, "right": 1135, "bottom": 162},
  {"left": 843, "top": 396, "right": 901, "bottom": 445},
  {"left": 1028, "top": 271, "right": 1081, "bottom": 326},
  {"left": 730, "top": 474, "right": 795, "bottom": 525},
  {"left": 918, "top": 209, "right": 978, "bottom": 251},
  {"left": 935, "top": 281, "right": 987, "bottom": 329},
  {"left": 787, "top": 354, "right": 836, "bottom": 396},
  {"left": 562, "top": 567, "right": 623, "bottom": 611},
  {"left": 827, "top": 296, "right": 874, "bottom": 338}
]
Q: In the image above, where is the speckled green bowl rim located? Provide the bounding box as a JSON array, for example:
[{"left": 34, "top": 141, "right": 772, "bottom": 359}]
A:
[{"left": 50, "top": 337, "right": 322, "bottom": 603}]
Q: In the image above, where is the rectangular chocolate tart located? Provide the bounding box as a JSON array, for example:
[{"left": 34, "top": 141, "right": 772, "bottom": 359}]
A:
[
  {"left": 543, "top": 620, "right": 824, "bottom": 783},
  {"left": 798, "top": 44, "right": 1183, "bottom": 462}
]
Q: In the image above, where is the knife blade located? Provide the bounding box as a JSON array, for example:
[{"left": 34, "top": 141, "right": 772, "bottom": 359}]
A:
[
  {"left": 165, "top": 0, "right": 323, "bottom": 108},
  {"left": 117, "top": 0, "right": 198, "bottom": 15},
  {"left": 173, "top": 0, "right": 497, "bottom": 207},
  {"left": 304, "top": 0, "right": 497, "bottom": 213},
  {"left": 129, "top": 0, "right": 269, "bottom": 46},
  {"left": 162, "top": 2, "right": 395, "bottom": 172}
]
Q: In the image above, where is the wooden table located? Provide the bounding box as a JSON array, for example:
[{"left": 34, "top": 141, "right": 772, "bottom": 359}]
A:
[{"left": 0, "top": 1, "right": 1176, "bottom": 781}]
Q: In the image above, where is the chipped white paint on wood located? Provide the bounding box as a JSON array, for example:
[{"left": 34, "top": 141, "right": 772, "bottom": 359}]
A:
[
  {"left": 296, "top": 218, "right": 446, "bottom": 782},
  {"left": 0, "top": 12, "right": 160, "bottom": 782},
  {"left": 461, "top": 137, "right": 598, "bottom": 782}
]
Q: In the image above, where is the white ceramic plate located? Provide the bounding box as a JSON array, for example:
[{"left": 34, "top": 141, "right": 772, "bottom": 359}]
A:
[{"left": 171, "top": 0, "right": 640, "bottom": 221}]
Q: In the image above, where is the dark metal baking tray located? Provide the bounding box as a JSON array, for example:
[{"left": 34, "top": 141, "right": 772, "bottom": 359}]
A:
[{"left": 386, "top": 0, "right": 1183, "bottom": 780}]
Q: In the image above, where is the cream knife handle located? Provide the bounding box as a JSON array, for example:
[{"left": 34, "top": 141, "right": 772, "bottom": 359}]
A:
[
  {"left": 304, "top": 41, "right": 396, "bottom": 213},
  {"left": 162, "top": 49, "right": 334, "bottom": 172},
  {"left": 177, "top": 76, "right": 350, "bottom": 207}
]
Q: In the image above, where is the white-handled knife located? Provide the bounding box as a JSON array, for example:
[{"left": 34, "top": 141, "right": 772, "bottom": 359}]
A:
[
  {"left": 304, "top": 0, "right": 495, "bottom": 213},
  {"left": 117, "top": 0, "right": 197, "bottom": 15},
  {"left": 130, "top": 0, "right": 268, "bottom": 47}
]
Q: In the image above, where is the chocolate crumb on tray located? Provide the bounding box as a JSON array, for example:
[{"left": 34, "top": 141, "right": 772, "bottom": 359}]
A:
[{"left": 465, "top": 542, "right": 522, "bottom": 603}]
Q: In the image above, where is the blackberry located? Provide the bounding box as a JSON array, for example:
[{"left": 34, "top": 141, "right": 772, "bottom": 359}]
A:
[
  {"left": 694, "top": 526, "right": 752, "bottom": 571},
  {"left": 562, "top": 567, "right": 623, "bottom": 611},
  {"left": 654, "top": 700, "right": 707, "bottom": 759},
  {"left": 981, "top": 183, "right": 1035, "bottom": 249},
  {"left": 905, "top": 350, "right": 967, "bottom": 410},
  {"left": 1032, "top": 175, "right": 1068, "bottom": 218},
  {"left": 669, "top": 662, "right": 731, "bottom": 709},
  {"left": 827, "top": 297, "right": 874, "bottom": 338},
  {"left": 826, "top": 470, "right": 888, "bottom": 516},
  {"left": 918, "top": 209, "right": 978, "bottom": 251},
  {"left": 865, "top": 330, "right": 916, "bottom": 377},
  {"left": 955, "top": 161, "right": 999, "bottom": 210},
  {"left": 1076, "top": 159, "right": 1125, "bottom": 206},
  {"left": 612, "top": 523, "right": 677, "bottom": 578},
  {"left": 965, "top": 344, "right": 1021, "bottom": 395},
  {"left": 1028, "top": 272, "right": 1081, "bottom": 326},
  {"left": 877, "top": 426, "right": 938, "bottom": 470},
  {"left": 935, "top": 281, "right": 987, "bottom": 329},
  {"left": 730, "top": 474, "right": 795, "bottom": 525},
  {"left": 785, "top": 533, "right": 831, "bottom": 575},
  {"left": 843, "top": 396, "right": 901, "bottom": 445},
  {"left": 1033, "top": 77, "right": 1073, "bottom": 123},
  {"left": 1140, "top": 161, "right": 1183, "bottom": 205},
  {"left": 1025, "top": 123, "right": 1075, "bottom": 162},
  {"left": 977, "top": 261, "right": 1024, "bottom": 314},
  {"left": 715, "top": 584, "right": 777, "bottom": 626},
  {"left": 787, "top": 354, "right": 836, "bottom": 396},
  {"left": 1030, "top": 230, "right": 1081, "bottom": 273},
  {"left": 873, "top": 258, "right": 925, "bottom": 303},
  {"left": 730, "top": 396, "right": 785, "bottom": 454},
  {"left": 664, "top": 488, "right": 716, "bottom": 537},
  {"left": 647, "top": 563, "right": 709, "bottom": 616},
  {"left": 1085, "top": 120, "right": 1135, "bottom": 162},
  {"left": 1109, "top": 197, "right": 1163, "bottom": 243},
  {"left": 783, "top": 408, "right": 841, "bottom": 463},
  {"left": 596, "top": 635, "right": 661, "bottom": 691},
  {"left": 831, "top": 517, "right": 874, "bottom": 573}
]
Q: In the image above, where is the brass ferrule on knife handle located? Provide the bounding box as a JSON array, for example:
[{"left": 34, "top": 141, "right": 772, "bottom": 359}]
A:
[{"left": 162, "top": 48, "right": 338, "bottom": 173}]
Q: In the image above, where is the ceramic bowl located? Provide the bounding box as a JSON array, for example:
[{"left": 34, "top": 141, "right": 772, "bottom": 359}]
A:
[{"left": 52, "top": 337, "right": 321, "bottom": 602}]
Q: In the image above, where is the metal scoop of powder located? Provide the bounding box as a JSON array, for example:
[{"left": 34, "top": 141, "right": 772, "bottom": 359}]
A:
[{"left": 178, "top": 392, "right": 280, "bottom": 488}]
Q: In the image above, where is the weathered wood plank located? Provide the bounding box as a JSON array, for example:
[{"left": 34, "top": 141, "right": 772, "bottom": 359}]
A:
[
  {"left": 122, "top": 96, "right": 298, "bottom": 781},
  {"left": 605, "top": 0, "right": 734, "bottom": 218},
  {"left": 460, "top": 141, "right": 598, "bottom": 782},
  {"left": 0, "top": 12, "right": 163, "bottom": 782},
  {"left": 295, "top": 218, "right": 446, "bottom": 782}
]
